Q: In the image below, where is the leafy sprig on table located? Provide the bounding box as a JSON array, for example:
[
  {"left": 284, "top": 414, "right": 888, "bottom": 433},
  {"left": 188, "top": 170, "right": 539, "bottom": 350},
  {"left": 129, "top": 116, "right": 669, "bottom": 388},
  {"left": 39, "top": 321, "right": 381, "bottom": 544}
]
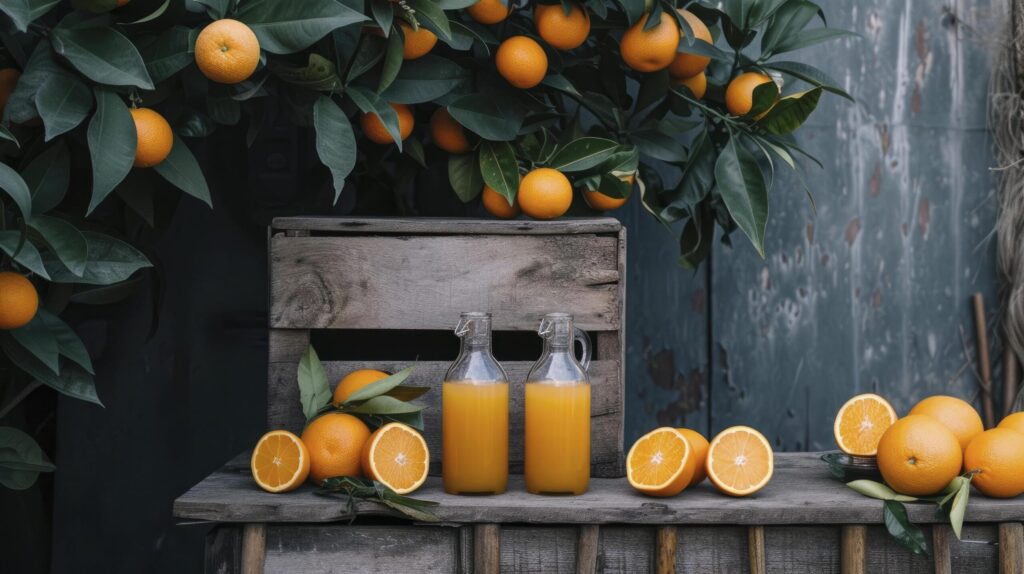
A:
[
  {"left": 317, "top": 476, "right": 440, "bottom": 523},
  {"left": 297, "top": 344, "right": 428, "bottom": 429}
]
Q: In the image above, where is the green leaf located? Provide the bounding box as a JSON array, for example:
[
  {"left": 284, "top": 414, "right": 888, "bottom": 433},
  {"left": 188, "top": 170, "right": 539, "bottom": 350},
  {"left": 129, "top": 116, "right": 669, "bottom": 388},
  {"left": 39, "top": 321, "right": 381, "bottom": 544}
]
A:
[
  {"left": 679, "top": 205, "right": 714, "bottom": 269},
  {"left": 385, "top": 385, "right": 430, "bottom": 402},
  {"left": 0, "top": 232, "right": 50, "bottom": 279},
  {"left": 371, "top": 0, "right": 394, "bottom": 34},
  {"left": 676, "top": 38, "right": 729, "bottom": 61},
  {"left": 448, "top": 94, "right": 523, "bottom": 141},
  {"left": 68, "top": 277, "right": 142, "bottom": 305},
  {"left": 36, "top": 309, "right": 94, "bottom": 374},
  {"left": 883, "top": 499, "right": 930, "bottom": 556},
  {"left": 379, "top": 31, "right": 404, "bottom": 93},
  {"left": 449, "top": 152, "right": 484, "bottom": 203},
  {"left": 344, "top": 366, "right": 414, "bottom": 403},
  {"left": 760, "top": 0, "right": 820, "bottom": 56},
  {"left": 948, "top": 476, "right": 971, "bottom": 540},
  {"left": 195, "top": 0, "right": 229, "bottom": 19},
  {"left": 403, "top": 137, "right": 426, "bottom": 168},
  {"left": 380, "top": 56, "right": 468, "bottom": 104},
  {"left": 297, "top": 345, "right": 332, "bottom": 422},
  {"left": 10, "top": 315, "right": 60, "bottom": 375},
  {"left": 747, "top": 81, "right": 779, "bottom": 119},
  {"left": 86, "top": 88, "right": 136, "bottom": 215},
  {"left": 0, "top": 161, "right": 32, "bottom": 221},
  {"left": 28, "top": 215, "right": 88, "bottom": 277},
  {"left": 5, "top": 40, "right": 60, "bottom": 124},
  {"left": 768, "top": 27, "right": 855, "bottom": 56},
  {"left": 41, "top": 231, "right": 150, "bottom": 285},
  {"left": 140, "top": 26, "right": 198, "bottom": 84},
  {"left": 35, "top": 73, "right": 94, "bottom": 141},
  {"left": 541, "top": 74, "right": 582, "bottom": 98},
  {"left": 478, "top": 140, "right": 520, "bottom": 204},
  {"left": 153, "top": 135, "right": 213, "bottom": 207},
  {"left": 236, "top": 0, "right": 369, "bottom": 54},
  {"left": 0, "top": 125, "right": 17, "bottom": 147},
  {"left": 406, "top": 0, "right": 452, "bottom": 41},
  {"left": 846, "top": 479, "right": 918, "bottom": 502},
  {"left": 51, "top": 24, "right": 154, "bottom": 89},
  {"left": 313, "top": 96, "right": 357, "bottom": 204},
  {"left": 0, "top": 0, "right": 61, "bottom": 32},
  {"left": 0, "top": 334, "right": 102, "bottom": 406},
  {"left": 347, "top": 395, "right": 426, "bottom": 415},
  {"left": 23, "top": 141, "right": 71, "bottom": 215},
  {"left": 764, "top": 60, "right": 854, "bottom": 101},
  {"left": 661, "top": 131, "right": 714, "bottom": 222},
  {"left": 123, "top": 0, "right": 171, "bottom": 24},
  {"left": 630, "top": 129, "right": 686, "bottom": 163},
  {"left": 759, "top": 88, "right": 821, "bottom": 135},
  {"left": 347, "top": 86, "right": 403, "bottom": 151},
  {"left": 0, "top": 427, "right": 55, "bottom": 490},
  {"left": 270, "top": 54, "right": 342, "bottom": 92},
  {"left": 548, "top": 137, "right": 619, "bottom": 173},
  {"left": 344, "top": 34, "right": 386, "bottom": 83},
  {"left": 715, "top": 135, "right": 769, "bottom": 257}
]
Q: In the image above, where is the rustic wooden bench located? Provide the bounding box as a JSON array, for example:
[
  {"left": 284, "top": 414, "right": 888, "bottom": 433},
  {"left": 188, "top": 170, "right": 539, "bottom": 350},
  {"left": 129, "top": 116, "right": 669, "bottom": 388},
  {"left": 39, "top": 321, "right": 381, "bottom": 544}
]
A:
[{"left": 174, "top": 217, "right": 1024, "bottom": 573}]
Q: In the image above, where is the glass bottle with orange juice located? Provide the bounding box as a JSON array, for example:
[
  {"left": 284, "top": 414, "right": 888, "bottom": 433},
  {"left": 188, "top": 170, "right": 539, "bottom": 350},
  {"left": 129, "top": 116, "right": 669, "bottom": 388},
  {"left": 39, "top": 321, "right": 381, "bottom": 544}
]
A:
[
  {"left": 442, "top": 312, "right": 509, "bottom": 495},
  {"left": 524, "top": 313, "right": 591, "bottom": 495}
]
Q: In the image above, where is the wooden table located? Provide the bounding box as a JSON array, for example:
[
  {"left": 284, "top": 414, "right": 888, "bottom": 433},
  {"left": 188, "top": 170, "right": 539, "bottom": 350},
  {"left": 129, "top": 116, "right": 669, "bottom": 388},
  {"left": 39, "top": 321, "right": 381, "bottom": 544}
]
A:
[{"left": 175, "top": 452, "right": 1024, "bottom": 573}]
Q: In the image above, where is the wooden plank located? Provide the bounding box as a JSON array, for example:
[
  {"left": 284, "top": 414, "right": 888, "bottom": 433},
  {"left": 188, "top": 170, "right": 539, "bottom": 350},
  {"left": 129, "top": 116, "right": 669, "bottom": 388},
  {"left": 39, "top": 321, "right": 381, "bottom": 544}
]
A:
[
  {"left": 576, "top": 525, "right": 600, "bottom": 574},
  {"left": 267, "top": 329, "right": 309, "bottom": 363},
  {"left": 932, "top": 524, "right": 952, "bottom": 574},
  {"left": 841, "top": 525, "right": 867, "bottom": 574},
  {"left": 269, "top": 234, "right": 620, "bottom": 331},
  {"left": 676, "top": 526, "right": 746, "bottom": 573},
  {"left": 1000, "top": 523, "right": 1024, "bottom": 574},
  {"left": 865, "top": 525, "right": 931, "bottom": 573},
  {"left": 765, "top": 526, "right": 840, "bottom": 573},
  {"left": 241, "top": 523, "right": 266, "bottom": 574},
  {"left": 267, "top": 359, "right": 625, "bottom": 477},
  {"left": 500, "top": 526, "right": 576, "bottom": 573},
  {"left": 205, "top": 525, "right": 241, "bottom": 574},
  {"left": 599, "top": 527, "right": 656, "bottom": 574},
  {"left": 748, "top": 526, "right": 766, "bottom": 574},
  {"left": 656, "top": 526, "right": 677, "bottom": 574},
  {"left": 950, "top": 524, "right": 999, "bottom": 574},
  {"left": 174, "top": 452, "right": 1024, "bottom": 525},
  {"left": 474, "top": 524, "right": 500, "bottom": 574},
  {"left": 261, "top": 525, "right": 458, "bottom": 573},
  {"left": 271, "top": 216, "right": 621, "bottom": 235}
]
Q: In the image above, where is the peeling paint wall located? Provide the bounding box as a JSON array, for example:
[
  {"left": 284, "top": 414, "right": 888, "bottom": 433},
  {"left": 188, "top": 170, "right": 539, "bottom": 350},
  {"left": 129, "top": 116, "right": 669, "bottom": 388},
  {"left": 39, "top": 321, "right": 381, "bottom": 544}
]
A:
[{"left": 621, "top": 0, "right": 1005, "bottom": 449}]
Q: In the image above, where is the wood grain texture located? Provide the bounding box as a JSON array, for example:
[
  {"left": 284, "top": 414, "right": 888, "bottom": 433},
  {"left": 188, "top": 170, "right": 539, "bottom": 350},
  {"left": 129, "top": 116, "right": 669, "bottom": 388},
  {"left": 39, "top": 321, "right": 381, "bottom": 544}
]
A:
[
  {"left": 271, "top": 216, "right": 621, "bottom": 235},
  {"left": 206, "top": 526, "right": 241, "bottom": 574},
  {"left": 474, "top": 524, "right": 500, "bottom": 574},
  {"left": 932, "top": 524, "right": 952, "bottom": 574},
  {"left": 1000, "top": 523, "right": 1024, "bottom": 574},
  {"left": 241, "top": 523, "right": 265, "bottom": 574},
  {"left": 675, "top": 526, "right": 747, "bottom": 573},
  {"left": 950, "top": 524, "right": 999, "bottom": 573},
  {"left": 865, "top": 525, "right": 931, "bottom": 573},
  {"left": 269, "top": 234, "right": 620, "bottom": 331},
  {"left": 841, "top": 525, "right": 867, "bottom": 574},
  {"left": 656, "top": 526, "right": 677, "bottom": 574},
  {"left": 499, "top": 527, "right": 576, "bottom": 573},
  {"left": 262, "top": 525, "right": 458, "bottom": 573},
  {"left": 599, "top": 526, "right": 656, "bottom": 573},
  {"left": 267, "top": 359, "right": 624, "bottom": 477},
  {"left": 576, "top": 525, "right": 600, "bottom": 574},
  {"left": 174, "top": 453, "right": 1024, "bottom": 525},
  {"left": 748, "top": 526, "right": 766, "bottom": 574},
  {"left": 765, "top": 526, "right": 840, "bottom": 573}
]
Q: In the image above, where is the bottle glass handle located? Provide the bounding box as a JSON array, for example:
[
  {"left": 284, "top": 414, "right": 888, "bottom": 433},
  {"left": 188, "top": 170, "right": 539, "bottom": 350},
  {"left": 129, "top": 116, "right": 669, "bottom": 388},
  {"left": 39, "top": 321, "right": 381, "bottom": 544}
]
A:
[{"left": 573, "top": 327, "right": 591, "bottom": 371}]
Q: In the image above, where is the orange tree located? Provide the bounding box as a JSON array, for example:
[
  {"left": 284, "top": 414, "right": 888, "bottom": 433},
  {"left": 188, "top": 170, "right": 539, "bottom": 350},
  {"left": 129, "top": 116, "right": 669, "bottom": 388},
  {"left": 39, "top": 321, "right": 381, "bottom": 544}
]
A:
[{"left": 0, "top": 0, "right": 850, "bottom": 488}]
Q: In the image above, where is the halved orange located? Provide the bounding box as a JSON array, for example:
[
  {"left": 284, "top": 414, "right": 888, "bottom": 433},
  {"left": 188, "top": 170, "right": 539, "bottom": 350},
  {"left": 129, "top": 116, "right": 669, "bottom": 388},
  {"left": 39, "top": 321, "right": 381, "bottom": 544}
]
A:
[
  {"left": 251, "top": 430, "right": 310, "bottom": 493},
  {"left": 626, "top": 427, "right": 693, "bottom": 497},
  {"left": 833, "top": 393, "right": 897, "bottom": 456},
  {"left": 706, "top": 426, "right": 774, "bottom": 496},
  {"left": 360, "top": 422, "right": 430, "bottom": 494}
]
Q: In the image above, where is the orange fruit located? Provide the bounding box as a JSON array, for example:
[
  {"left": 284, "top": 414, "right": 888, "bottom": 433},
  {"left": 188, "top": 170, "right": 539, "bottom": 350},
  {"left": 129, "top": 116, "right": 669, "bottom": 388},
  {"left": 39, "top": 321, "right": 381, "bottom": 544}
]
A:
[
  {"left": 400, "top": 21, "right": 437, "bottom": 60},
  {"left": 963, "top": 428, "right": 1024, "bottom": 498},
  {"left": 0, "top": 68, "right": 20, "bottom": 118},
  {"left": 0, "top": 272, "right": 38, "bottom": 330},
  {"left": 876, "top": 415, "right": 962, "bottom": 496},
  {"left": 300, "top": 412, "right": 372, "bottom": 483},
  {"left": 833, "top": 393, "right": 898, "bottom": 456},
  {"left": 467, "top": 0, "right": 511, "bottom": 24},
  {"left": 496, "top": 36, "right": 548, "bottom": 89},
  {"left": 517, "top": 168, "right": 572, "bottom": 220},
  {"left": 620, "top": 13, "right": 679, "bottom": 72},
  {"left": 725, "top": 71, "right": 774, "bottom": 116},
  {"left": 250, "top": 430, "right": 310, "bottom": 493},
  {"left": 583, "top": 174, "right": 634, "bottom": 211},
  {"left": 482, "top": 185, "right": 520, "bottom": 219},
  {"left": 667, "top": 10, "right": 712, "bottom": 79},
  {"left": 194, "top": 19, "right": 260, "bottom": 84},
  {"left": 333, "top": 369, "right": 390, "bottom": 405},
  {"left": 360, "top": 422, "right": 430, "bottom": 494},
  {"left": 129, "top": 108, "right": 173, "bottom": 168},
  {"left": 675, "top": 71, "right": 706, "bottom": 99},
  {"left": 626, "top": 427, "right": 694, "bottom": 497},
  {"left": 677, "top": 428, "right": 709, "bottom": 486},
  {"left": 535, "top": 3, "right": 590, "bottom": 51},
  {"left": 430, "top": 108, "right": 470, "bottom": 154},
  {"left": 361, "top": 103, "right": 415, "bottom": 144},
  {"left": 706, "top": 426, "right": 774, "bottom": 496},
  {"left": 908, "top": 395, "right": 984, "bottom": 452},
  {"left": 997, "top": 412, "right": 1024, "bottom": 435}
]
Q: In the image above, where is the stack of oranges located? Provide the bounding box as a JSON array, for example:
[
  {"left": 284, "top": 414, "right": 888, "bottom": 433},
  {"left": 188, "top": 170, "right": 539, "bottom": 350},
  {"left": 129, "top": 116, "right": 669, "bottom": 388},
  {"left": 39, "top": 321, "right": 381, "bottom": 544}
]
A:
[
  {"left": 251, "top": 369, "right": 430, "bottom": 495},
  {"left": 626, "top": 425, "right": 774, "bottom": 498},
  {"left": 834, "top": 393, "right": 1024, "bottom": 498}
]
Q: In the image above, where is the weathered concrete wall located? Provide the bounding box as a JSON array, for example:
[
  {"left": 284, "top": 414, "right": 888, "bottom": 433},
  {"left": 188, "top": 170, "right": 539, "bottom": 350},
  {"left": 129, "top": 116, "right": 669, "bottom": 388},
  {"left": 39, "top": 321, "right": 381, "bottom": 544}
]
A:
[{"left": 622, "top": 0, "right": 1006, "bottom": 450}]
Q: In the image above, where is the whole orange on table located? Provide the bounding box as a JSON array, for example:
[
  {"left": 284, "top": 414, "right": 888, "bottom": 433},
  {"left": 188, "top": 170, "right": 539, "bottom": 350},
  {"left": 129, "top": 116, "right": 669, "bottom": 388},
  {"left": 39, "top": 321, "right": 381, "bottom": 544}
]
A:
[
  {"left": 194, "top": 19, "right": 260, "bottom": 84},
  {"left": 963, "top": 428, "right": 1024, "bottom": 498},
  {"left": 333, "top": 369, "right": 390, "bottom": 405},
  {"left": 517, "top": 167, "right": 572, "bottom": 220},
  {"left": 876, "top": 414, "right": 962, "bottom": 496},
  {"left": 301, "top": 412, "right": 371, "bottom": 484},
  {"left": 908, "top": 395, "right": 984, "bottom": 451},
  {"left": 998, "top": 412, "right": 1024, "bottom": 435}
]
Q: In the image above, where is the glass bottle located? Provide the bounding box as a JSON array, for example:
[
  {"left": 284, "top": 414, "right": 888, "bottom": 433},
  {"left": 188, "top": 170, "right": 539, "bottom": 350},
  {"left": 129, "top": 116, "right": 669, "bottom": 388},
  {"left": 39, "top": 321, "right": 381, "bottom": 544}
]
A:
[
  {"left": 524, "top": 313, "right": 592, "bottom": 495},
  {"left": 442, "top": 312, "right": 509, "bottom": 495}
]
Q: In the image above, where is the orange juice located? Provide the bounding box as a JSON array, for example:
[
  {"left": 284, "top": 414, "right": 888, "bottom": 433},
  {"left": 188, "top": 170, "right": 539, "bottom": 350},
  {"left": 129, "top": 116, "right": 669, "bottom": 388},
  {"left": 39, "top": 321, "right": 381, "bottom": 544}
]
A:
[
  {"left": 524, "top": 381, "right": 591, "bottom": 494},
  {"left": 442, "top": 380, "right": 509, "bottom": 494}
]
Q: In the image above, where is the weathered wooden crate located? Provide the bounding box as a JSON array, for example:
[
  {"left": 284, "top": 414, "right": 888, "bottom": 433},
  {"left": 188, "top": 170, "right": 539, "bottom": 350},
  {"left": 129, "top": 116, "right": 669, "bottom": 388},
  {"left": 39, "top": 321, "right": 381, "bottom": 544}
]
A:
[{"left": 175, "top": 216, "right": 1024, "bottom": 573}]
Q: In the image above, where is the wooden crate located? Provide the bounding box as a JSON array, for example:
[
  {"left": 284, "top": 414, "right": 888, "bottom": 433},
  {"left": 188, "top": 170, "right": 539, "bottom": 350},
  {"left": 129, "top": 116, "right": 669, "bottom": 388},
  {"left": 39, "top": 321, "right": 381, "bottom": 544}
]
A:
[{"left": 267, "top": 216, "right": 627, "bottom": 477}]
